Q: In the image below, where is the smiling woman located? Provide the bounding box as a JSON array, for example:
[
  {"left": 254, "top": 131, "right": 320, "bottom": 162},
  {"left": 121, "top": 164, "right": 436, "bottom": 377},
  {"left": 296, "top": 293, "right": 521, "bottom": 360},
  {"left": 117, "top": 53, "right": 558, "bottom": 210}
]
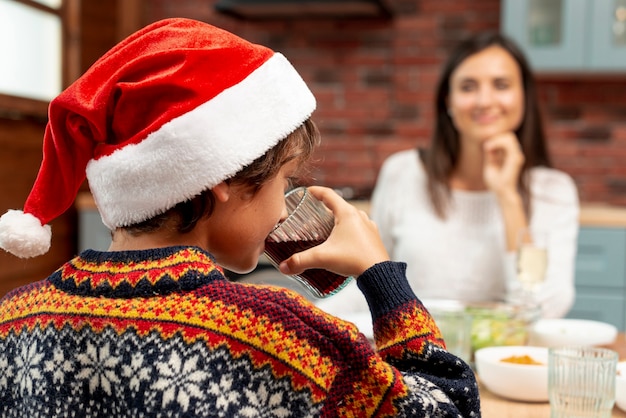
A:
[
  {"left": 317, "top": 31, "right": 580, "bottom": 324},
  {"left": 370, "top": 32, "right": 579, "bottom": 319}
]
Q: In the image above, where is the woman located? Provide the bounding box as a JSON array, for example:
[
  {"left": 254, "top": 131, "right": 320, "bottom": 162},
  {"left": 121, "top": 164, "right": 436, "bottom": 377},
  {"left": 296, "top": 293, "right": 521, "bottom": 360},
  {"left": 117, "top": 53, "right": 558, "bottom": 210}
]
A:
[{"left": 370, "top": 32, "right": 579, "bottom": 319}]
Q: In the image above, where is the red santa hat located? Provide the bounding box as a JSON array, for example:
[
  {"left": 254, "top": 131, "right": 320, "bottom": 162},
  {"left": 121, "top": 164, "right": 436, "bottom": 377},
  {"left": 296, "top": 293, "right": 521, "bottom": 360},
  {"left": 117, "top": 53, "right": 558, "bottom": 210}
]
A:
[{"left": 0, "top": 18, "right": 316, "bottom": 258}]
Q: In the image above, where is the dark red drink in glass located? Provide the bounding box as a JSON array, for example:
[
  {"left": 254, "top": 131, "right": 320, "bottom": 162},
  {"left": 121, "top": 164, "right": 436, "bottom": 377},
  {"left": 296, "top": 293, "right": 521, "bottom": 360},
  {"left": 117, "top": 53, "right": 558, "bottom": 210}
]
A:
[{"left": 263, "top": 187, "right": 352, "bottom": 298}]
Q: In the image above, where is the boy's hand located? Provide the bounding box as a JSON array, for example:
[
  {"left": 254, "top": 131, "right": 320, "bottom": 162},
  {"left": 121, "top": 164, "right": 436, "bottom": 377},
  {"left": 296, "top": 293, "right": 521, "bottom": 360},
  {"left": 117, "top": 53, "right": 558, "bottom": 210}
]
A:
[{"left": 278, "top": 186, "right": 389, "bottom": 279}]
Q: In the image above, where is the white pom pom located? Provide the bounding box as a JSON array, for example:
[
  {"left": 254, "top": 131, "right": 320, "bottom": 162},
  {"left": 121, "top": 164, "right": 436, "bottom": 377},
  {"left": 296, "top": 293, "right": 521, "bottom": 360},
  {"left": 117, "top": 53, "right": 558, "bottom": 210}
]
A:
[{"left": 0, "top": 210, "right": 52, "bottom": 258}]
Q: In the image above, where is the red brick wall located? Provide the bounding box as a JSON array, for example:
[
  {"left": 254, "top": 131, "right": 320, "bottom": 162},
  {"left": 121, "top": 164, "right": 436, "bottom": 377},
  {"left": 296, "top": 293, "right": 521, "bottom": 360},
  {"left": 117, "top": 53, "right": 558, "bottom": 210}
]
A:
[
  {"left": 539, "top": 77, "right": 626, "bottom": 205},
  {"left": 144, "top": 0, "right": 626, "bottom": 204}
]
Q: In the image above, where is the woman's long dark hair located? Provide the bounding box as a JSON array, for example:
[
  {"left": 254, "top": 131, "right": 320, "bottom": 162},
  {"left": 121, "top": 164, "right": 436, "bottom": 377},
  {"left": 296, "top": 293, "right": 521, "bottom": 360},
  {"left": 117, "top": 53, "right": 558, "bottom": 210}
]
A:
[{"left": 420, "top": 31, "right": 551, "bottom": 218}]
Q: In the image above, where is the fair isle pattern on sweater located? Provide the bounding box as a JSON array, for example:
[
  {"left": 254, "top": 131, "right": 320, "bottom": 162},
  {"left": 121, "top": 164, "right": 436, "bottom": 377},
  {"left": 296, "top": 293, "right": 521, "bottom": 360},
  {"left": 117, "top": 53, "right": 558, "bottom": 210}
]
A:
[{"left": 0, "top": 247, "right": 480, "bottom": 417}]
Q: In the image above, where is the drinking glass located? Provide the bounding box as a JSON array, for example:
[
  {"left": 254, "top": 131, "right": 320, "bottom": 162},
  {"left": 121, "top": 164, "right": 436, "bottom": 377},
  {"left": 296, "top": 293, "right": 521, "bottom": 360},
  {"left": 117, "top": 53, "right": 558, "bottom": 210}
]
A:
[
  {"left": 428, "top": 302, "right": 473, "bottom": 364},
  {"left": 548, "top": 347, "right": 618, "bottom": 418},
  {"left": 517, "top": 227, "right": 548, "bottom": 292},
  {"left": 264, "top": 187, "right": 353, "bottom": 298}
]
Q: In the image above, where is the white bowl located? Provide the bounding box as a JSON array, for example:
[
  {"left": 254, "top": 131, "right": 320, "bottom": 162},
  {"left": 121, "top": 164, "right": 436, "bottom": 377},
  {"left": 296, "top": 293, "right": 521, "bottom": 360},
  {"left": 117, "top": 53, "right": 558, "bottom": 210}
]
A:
[
  {"left": 475, "top": 345, "right": 549, "bottom": 402},
  {"left": 617, "top": 361, "right": 626, "bottom": 412},
  {"left": 528, "top": 319, "right": 617, "bottom": 348}
]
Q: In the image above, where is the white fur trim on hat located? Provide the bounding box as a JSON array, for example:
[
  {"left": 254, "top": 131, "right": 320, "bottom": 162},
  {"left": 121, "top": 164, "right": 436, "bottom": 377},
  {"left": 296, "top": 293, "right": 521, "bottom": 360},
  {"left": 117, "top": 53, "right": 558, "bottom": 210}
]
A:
[
  {"left": 87, "top": 52, "right": 316, "bottom": 229},
  {"left": 0, "top": 210, "right": 52, "bottom": 258}
]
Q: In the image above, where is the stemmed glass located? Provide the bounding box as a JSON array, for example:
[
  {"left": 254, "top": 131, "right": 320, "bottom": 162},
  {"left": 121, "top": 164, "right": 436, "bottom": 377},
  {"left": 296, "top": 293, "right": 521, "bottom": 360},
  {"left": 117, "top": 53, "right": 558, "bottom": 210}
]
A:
[{"left": 516, "top": 227, "right": 548, "bottom": 306}]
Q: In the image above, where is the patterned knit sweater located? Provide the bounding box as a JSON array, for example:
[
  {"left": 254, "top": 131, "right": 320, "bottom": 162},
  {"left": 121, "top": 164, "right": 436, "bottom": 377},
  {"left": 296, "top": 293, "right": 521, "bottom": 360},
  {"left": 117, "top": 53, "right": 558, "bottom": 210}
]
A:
[{"left": 0, "top": 246, "right": 480, "bottom": 417}]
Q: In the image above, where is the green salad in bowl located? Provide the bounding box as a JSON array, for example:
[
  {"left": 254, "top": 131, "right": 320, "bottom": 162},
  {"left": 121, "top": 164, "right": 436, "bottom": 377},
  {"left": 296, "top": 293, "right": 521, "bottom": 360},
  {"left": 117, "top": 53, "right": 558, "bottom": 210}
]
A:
[
  {"left": 466, "top": 302, "right": 541, "bottom": 354},
  {"left": 423, "top": 299, "right": 541, "bottom": 364}
]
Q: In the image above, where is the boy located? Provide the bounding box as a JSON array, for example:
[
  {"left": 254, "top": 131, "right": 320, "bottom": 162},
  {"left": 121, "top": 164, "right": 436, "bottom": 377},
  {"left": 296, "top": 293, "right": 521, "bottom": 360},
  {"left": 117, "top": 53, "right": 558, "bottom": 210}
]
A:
[{"left": 0, "top": 18, "right": 480, "bottom": 417}]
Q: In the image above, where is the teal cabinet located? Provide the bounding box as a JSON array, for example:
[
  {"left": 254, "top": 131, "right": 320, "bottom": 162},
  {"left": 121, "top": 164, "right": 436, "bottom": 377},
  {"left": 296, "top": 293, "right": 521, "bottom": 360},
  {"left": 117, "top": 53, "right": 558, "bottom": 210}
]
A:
[
  {"left": 567, "top": 227, "right": 626, "bottom": 330},
  {"left": 78, "top": 208, "right": 111, "bottom": 252},
  {"left": 589, "top": 0, "right": 626, "bottom": 70},
  {"left": 501, "top": 0, "right": 626, "bottom": 72}
]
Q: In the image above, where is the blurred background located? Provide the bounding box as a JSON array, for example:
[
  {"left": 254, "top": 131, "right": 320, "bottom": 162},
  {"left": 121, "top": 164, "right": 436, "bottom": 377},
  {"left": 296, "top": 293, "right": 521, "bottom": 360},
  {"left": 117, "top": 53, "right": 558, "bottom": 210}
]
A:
[{"left": 1, "top": 0, "right": 626, "bottom": 328}]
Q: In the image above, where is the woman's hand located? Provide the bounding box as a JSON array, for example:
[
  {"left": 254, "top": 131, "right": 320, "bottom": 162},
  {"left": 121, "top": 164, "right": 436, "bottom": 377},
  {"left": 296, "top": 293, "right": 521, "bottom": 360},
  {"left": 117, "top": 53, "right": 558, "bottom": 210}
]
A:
[
  {"left": 278, "top": 186, "right": 390, "bottom": 279},
  {"left": 482, "top": 131, "right": 525, "bottom": 198},
  {"left": 483, "top": 132, "right": 529, "bottom": 251}
]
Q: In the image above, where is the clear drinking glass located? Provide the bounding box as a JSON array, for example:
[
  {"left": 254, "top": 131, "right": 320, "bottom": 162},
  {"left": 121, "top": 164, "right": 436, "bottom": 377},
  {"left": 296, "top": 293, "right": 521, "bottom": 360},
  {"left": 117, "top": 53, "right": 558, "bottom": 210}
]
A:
[
  {"left": 428, "top": 302, "right": 473, "bottom": 365},
  {"left": 264, "top": 187, "right": 353, "bottom": 298},
  {"left": 517, "top": 227, "right": 548, "bottom": 292},
  {"left": 548, "top": 347, "right": 618, "bottom": 418}
]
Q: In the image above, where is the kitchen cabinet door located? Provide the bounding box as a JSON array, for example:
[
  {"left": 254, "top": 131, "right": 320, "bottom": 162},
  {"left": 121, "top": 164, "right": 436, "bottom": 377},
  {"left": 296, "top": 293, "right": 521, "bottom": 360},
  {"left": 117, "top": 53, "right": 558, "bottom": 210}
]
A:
[
  {"left": 567, "top": 290, "right": 625, "bottom": 330},
  {"left": 574, "top": 227, "right": 626, "bottom": 288},
  {"left": 501, "top": 0, "right": 588, "bottom": 71},
  {"left": 78, "top": 208, "right": 112, "bottom": 252},
  {"left": 588, "top": 0, "right": 626, "bottom": 70},
  {"left": 568, "top": 227, "right": 626, "bottom": 331}
]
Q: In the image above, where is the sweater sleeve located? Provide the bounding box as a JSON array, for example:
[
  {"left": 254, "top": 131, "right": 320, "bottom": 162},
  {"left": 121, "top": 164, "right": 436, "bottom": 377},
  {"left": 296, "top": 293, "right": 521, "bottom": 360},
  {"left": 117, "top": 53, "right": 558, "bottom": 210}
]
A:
[{"left": 342, "top": 261, "right": 481, "bottom": 417}]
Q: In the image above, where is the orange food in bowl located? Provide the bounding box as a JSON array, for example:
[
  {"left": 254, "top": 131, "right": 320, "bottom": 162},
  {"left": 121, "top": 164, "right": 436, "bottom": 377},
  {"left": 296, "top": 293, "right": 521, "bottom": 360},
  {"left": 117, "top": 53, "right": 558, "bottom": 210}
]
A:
[
  {"left": 475, "top": 346, "right": 548, "bottom": 402},
  {"left": 500, "top": 354, "right": 544, "bottom": 365}
]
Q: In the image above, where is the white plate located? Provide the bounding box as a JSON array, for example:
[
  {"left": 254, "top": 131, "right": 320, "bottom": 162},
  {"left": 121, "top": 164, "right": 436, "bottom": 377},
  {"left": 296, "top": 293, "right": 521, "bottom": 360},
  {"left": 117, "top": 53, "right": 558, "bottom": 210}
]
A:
[{"left": 528, "top": 319, "right": 617, "bottom": 348}]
